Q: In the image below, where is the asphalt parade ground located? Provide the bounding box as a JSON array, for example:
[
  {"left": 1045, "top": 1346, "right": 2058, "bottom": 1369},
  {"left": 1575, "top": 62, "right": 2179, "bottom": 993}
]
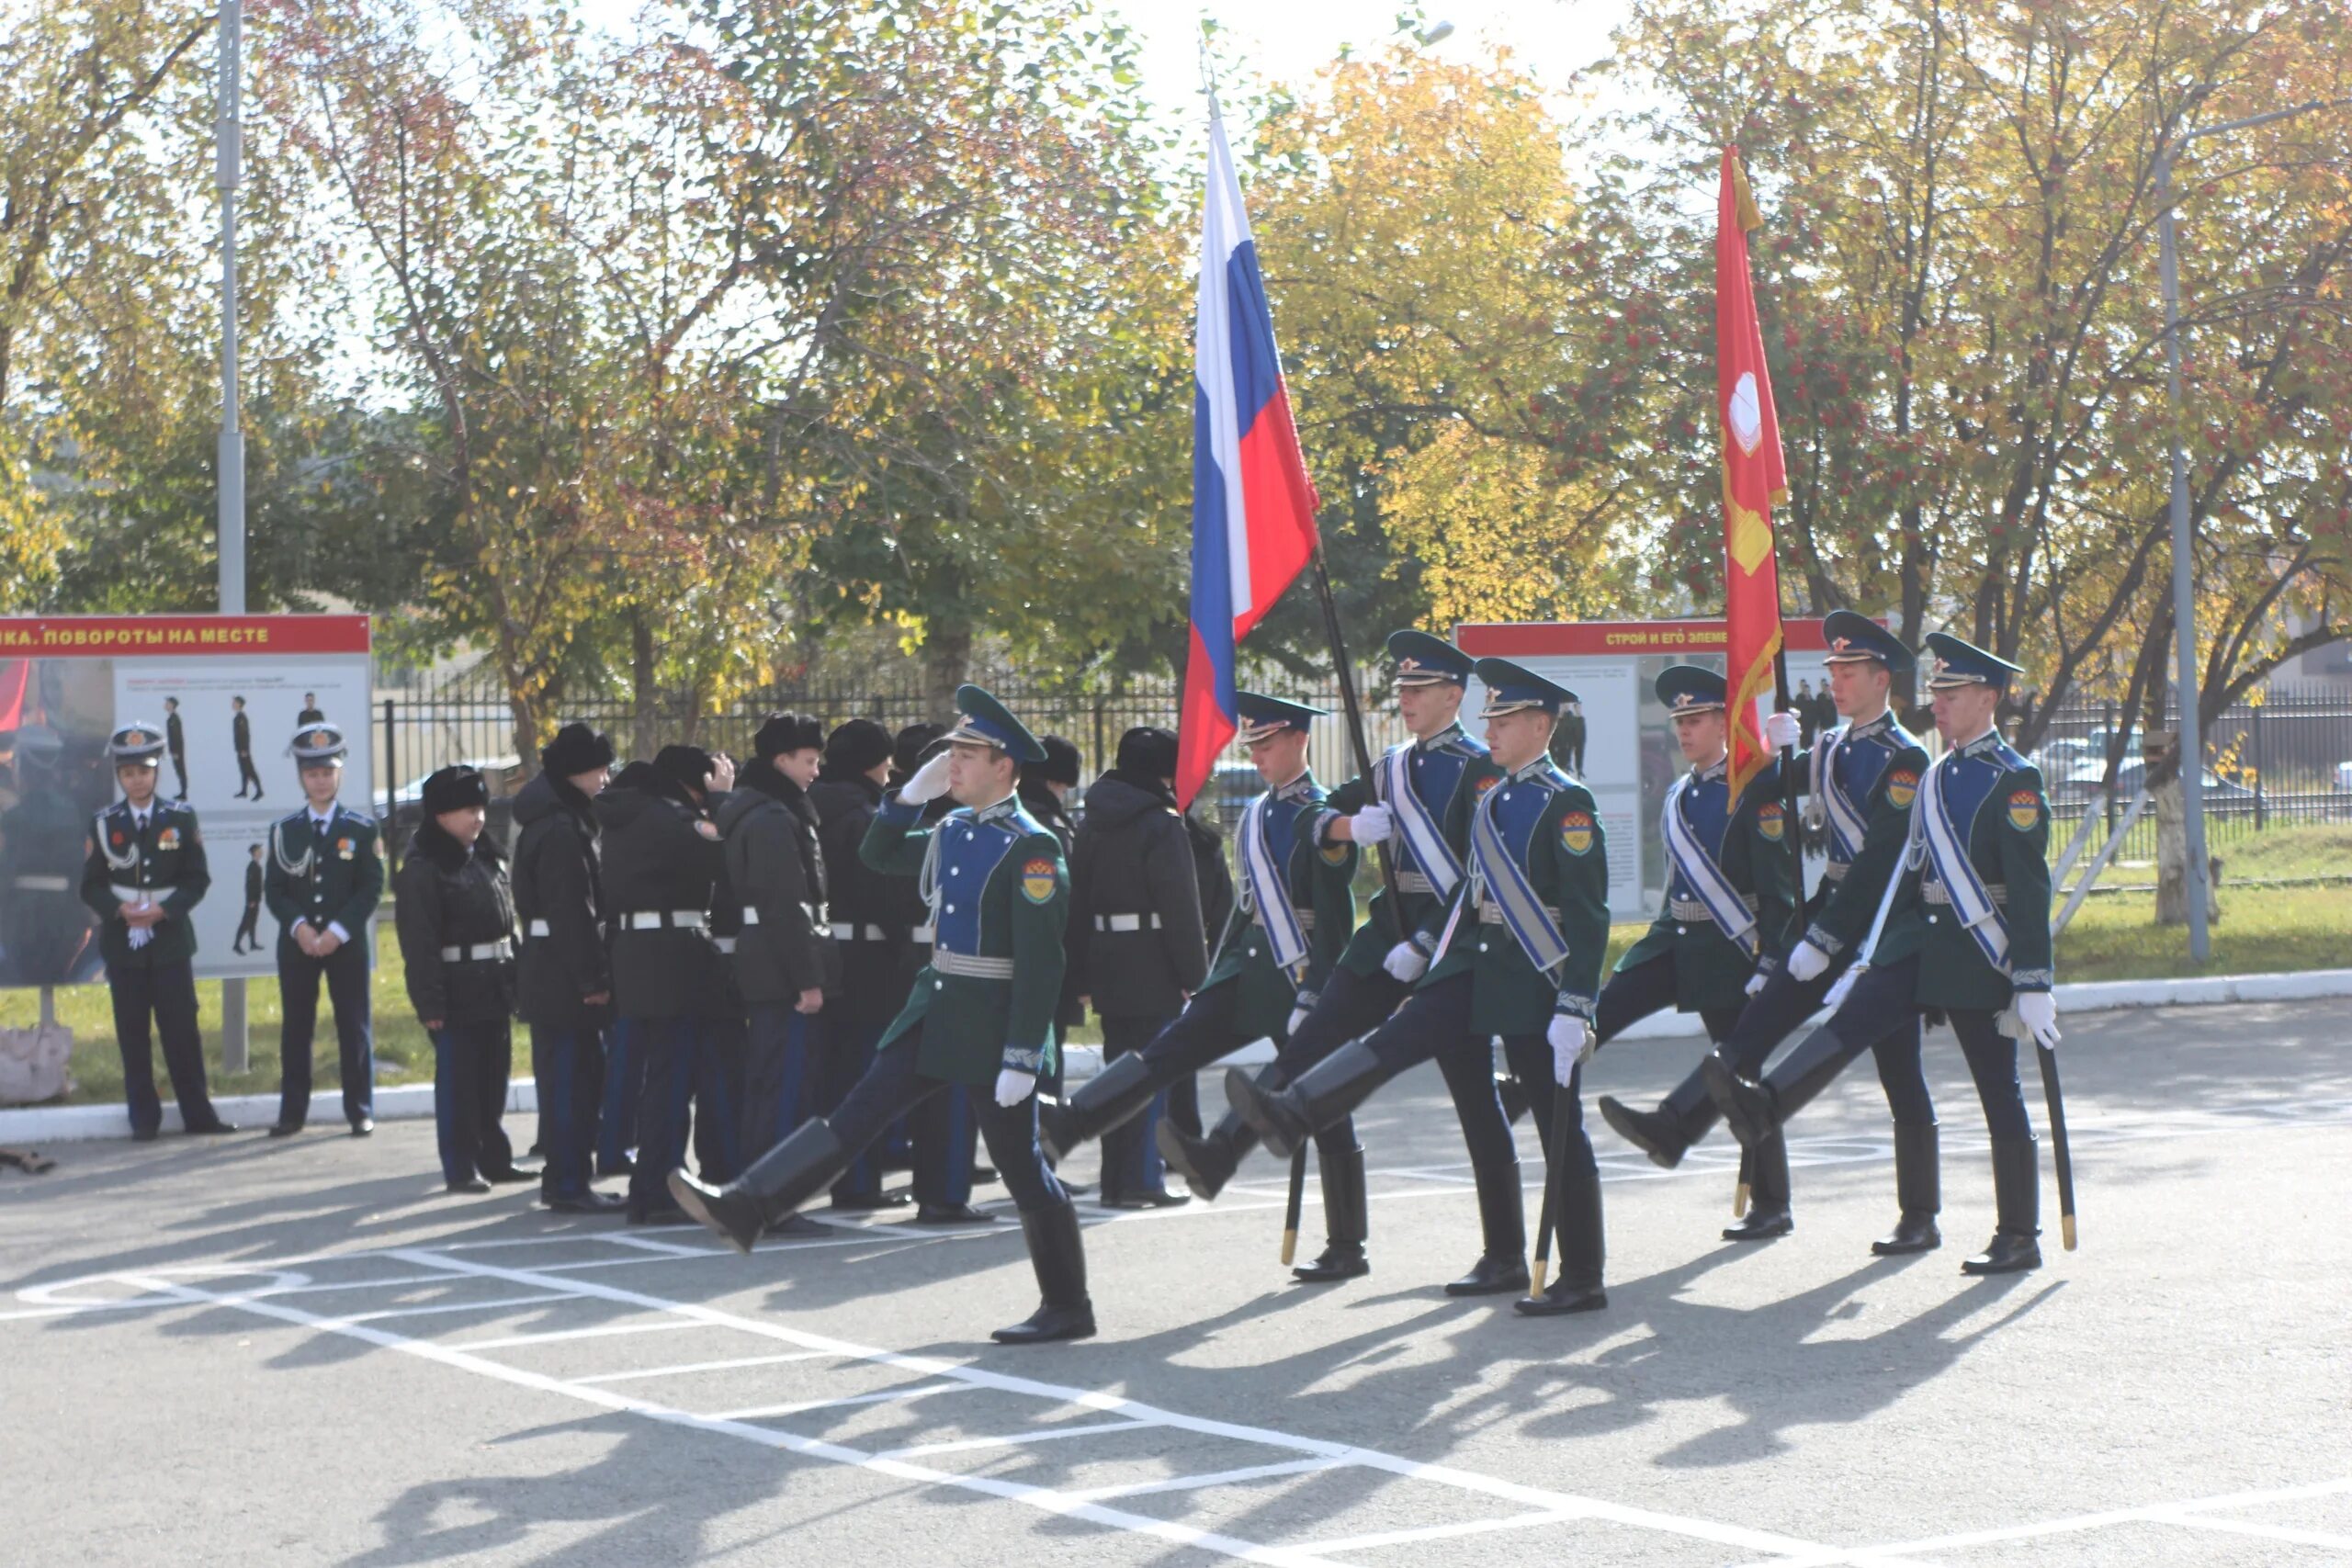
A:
[{"left": 4, "top": 997, "right": 2348, "bottom": 1567}]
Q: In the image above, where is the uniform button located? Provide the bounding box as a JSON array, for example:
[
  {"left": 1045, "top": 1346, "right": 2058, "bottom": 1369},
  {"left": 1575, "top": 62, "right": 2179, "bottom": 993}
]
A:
[
  {"left": 949, "top": 866, "right": 961, "bottom": 876},
  {"left": 1246, "top": 945, "right": 1259, "bottom": 958},
  {"left": 1927, "top": 913, "right": 1939, "bottom": 924},
  {"left": 944, "top": 903, "right": 956, "bottom": 914},
  {"left": 1479, "top": 941, "right": 1489, "bottom": 953},
  {"left": 1501, "top": 790, "right": 1512, "bottom": 801},
  {"left": 1676, "top": 925, "right": 1688, "bottom": 936},
  {"left": 934, "top": 979, "right": 944, "bottom": 991}
]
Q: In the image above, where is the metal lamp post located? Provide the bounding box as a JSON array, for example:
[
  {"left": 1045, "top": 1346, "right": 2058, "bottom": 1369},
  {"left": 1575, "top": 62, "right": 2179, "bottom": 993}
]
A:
[{"left": 217, "top": 0, "right": 249, "bottom": 1069}]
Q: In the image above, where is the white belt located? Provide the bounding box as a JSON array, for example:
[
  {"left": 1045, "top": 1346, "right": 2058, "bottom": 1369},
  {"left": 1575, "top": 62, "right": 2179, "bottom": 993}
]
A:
[
  {"left": 713, "top": 936, "right": 738, "bottom": 953},
  {"left": 741, "top": 905, "right": 820, "bottom": 928},
  {"left": 109, "top": 883, "right": 152, "bottom": 905},
  {"left": 831, "top": 922, "right": 888, "bottom": 942},
  {"left": 1478, "top": 898, "right": 1558, "bottom": 926},
  {"left": 1395, "top": 871, "right": 1434, "bottom": 896},
  {"left": 526, "top": 918, "right": 551, "bottom": 937},
  {"left": 1093, "top": 912, "right": 1163, "bottom": 932},
  {"left": 1922, "top": 879, "right": 2006, "bottom": 908},
  {"left": 438, "top": 941, "right": 513, "bottom": 962},
  {"left": 11, "top": 875, "right": 70, "bottom": 893},
  {"left": 1254, "top": 909, "right": 1316, "bottom": 931},
  {"left": 617, "top": 908, "right": 707, "bottom": 931},
  {"left": 933, "top": 949, "right": 1016, "bottom": 980},
  {"left": 910, "top": 923, "right": 935, "bottom": 944}
]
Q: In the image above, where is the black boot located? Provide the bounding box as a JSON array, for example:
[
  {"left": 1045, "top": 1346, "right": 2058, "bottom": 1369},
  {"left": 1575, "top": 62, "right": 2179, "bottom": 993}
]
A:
[
  {"left": 1722, "top": 1129, "right": 1793, "bottom": 1241},
  {"left": 1445, "top": 1157, "right": 1531, "bottom": 1295},
  {"left": 992, "top": 1200, "right": 1096, "bottom": 1343},
  {"left": 1292, "top": 1142, "right": 1370, "bottom": 1282},
  {"left": 1517, "top": 1150, "right": 1606, "bottom": 1315},
  {"left": 1598, "top": 1067, "right": 1720, "bottom": 1169},
  {"left": 1157, "top": 1109, "right": 1260, "bottom": 1201},
  {"left": 1038, "top": 1052, "right": 1159, "bottom": 1166},
  {"left": 1227, "top": 1040, "right": 1386, "bottom": 1161},
  {"left": 669, "top": 1121, "right": 846, "bottom": 1255},
  {"left": 1704, "top": 1025, "right": 1860, "bottom": 1148},
  {"left": 1962, "top": 1136, "right": 2041, "bottom": 1275},
  {"left": 1873, "top": 1122, "right": 1942, "bottom": 1255}
]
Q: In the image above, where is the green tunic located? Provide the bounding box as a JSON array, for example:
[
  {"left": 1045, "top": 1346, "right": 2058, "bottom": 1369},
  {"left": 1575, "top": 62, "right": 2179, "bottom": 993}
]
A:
[
  {"left": 1909, "top": 739, "right": 2055, "bottom": 1012},
  {"left": 1196, "top": 772, "right": 1357, "bottom": 1041},
  {"left": 1615, "top": 759, "right": 1799, "bottom": 1012}
]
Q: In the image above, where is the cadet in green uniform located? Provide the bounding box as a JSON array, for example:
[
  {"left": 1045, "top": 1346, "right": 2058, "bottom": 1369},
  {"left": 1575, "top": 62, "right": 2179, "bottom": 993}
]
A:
[
  {"left": 1031, "top": 693, "right": 1362, "bottom": 1269},
  {"left": 79, "top": 723, "right": 233, "bottom": 1140},
  {"left": 1229, "top": 660, "right": 1612, "bottom": 1311},
  {"left": 1711, "top": 632, "right": 2060, "bottom": 1274},
  {"left": 672, "top": 685, "right": 1095, "bottom": 1345},
  {"left": 1589, "top": 665, "right": 1798, "bottom": 1240},
  {"left": 266, "top": 722, "right": 386, "bottom": 1136}
]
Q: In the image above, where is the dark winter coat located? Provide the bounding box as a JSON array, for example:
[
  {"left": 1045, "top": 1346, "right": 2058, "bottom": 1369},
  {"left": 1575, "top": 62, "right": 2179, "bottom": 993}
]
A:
[
  {"left": 511, "top": 772, "right": 609, "bottom": 1028},
  {"left": 717, "top": 765, "right": 829, "bottom": 1006},
  {"left": 393, "top": 820, "right": 517, "bottom": 1025},
  {"left": 808, "top": 768, "right": 903, "bottom": 1027},
  {"left": 1067, "top": 770, "right": 1207, "bottom": 1021},
  {"left": 596, "top": 762, "right": 727, "bottom": 1020}
]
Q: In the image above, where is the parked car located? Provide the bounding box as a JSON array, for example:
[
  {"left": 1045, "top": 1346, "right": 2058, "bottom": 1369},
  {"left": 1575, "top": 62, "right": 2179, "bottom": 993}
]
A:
[
  {"left": 2336, "top": 760, "right": 2352, "bottom": 792},
  {"left": 385, "top": 755, "right": 526, "bottom": 845},
  {"left": 2050, "top": 757, "right": 2253, "bottom": 810}
]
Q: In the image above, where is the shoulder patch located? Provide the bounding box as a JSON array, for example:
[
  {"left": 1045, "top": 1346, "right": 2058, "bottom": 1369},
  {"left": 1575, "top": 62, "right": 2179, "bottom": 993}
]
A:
[
  {"left": 1474, "top": 773, "right": 1500, "bottom": 795},
  {"left": 2007, "top": 788, "right": 2042, "bottom": 831},
  {"left": 1318, "top": 840, "right": 1351, "bottom": 865},
  {"left": 1757, "top": 802, "right": 1785, "bottom": 841},
  {"left": 1560, "top": 810, "right": 1596, "bottom": 856},
  {"left": 1020, "top": 855, "right": 1058, "bottom": 904},
  {"left": 1883, "top": 770, "right": 1919, "bottom": 810}
]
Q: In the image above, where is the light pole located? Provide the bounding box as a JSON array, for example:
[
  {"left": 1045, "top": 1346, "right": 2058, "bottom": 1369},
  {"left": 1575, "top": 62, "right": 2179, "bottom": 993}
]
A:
[
  {"left": 2153, "top": 93, "right": 2350, "bottom": 963},
  {"left": 217, "top": 0, "right": 249, "bottom": 1070}
]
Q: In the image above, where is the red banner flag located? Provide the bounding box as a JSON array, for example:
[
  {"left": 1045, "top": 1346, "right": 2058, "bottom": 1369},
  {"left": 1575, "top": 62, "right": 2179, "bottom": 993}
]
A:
[{"left": 1714, "top": 148, "right": 1788, "bottom": 805}]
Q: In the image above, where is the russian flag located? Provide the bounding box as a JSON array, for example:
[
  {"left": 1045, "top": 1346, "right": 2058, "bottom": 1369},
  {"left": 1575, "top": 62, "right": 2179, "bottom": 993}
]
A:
[{"left": 1176, "top": 108, "right": 1320, "bottom": 809}]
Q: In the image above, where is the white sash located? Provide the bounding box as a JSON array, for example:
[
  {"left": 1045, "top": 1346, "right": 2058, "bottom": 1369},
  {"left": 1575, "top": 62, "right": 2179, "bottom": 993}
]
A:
[
  {"left": 1465, "top": 783, "right": 1569, "bottom": 977},
  {"left": 1816, "top": 728, "right": 1869, "bottom": 858},
  {"left": 1821, "top": 785, "right": 1927, "bottom": 1011},
  {"left": 1660, "top": 773, "right": 1758, "bottom": 959},
  {"left": 1918, "top": 757, "right": 2009, "bottom": 972},
  {"left": 1379, "top": 745, "right": 1462, "bottom": 897},
  {"left": 1239, "top": 793, "right": 1309, "bottom": 973}
]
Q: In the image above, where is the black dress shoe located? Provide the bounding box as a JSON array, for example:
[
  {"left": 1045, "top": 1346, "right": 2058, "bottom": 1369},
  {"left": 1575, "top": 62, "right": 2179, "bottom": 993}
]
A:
[
  {"left": 914, "top": 1203, "right": 1001, "bottom": 1226},
  {"left": 990, "top": 1302, "right": 1095, "bottom": 1344},
  {"left": 446, "top": 1177, "right": 493, "bottom": 1195},
  {"left": 828, "top": 1189, "right": 912, "bottom": 1213},
  {"left": 1597, "top": 1095, "right": 1689, "bottom": 1169},
  {"left": 186, "top": 1121, "right": 239, "bottom": 1136},
  {"left": 1872, "top": 1213, "right": 1941, "bottom": 1256},
  {"left": 1514, "top": 1278, "right": 1607, "bottom": 1316},
  {"left": 131, "top": 1126, "right": 160, "bottom": 1144},
  {"left": 267, "top": 1122, "right": 303, "bottom": 1138},
  {"left": 483, "top": 1163, "right": 541, "bottom": 1184},
  {"left": 544, "top": 1190, "right": 628, "bottom": 1214},
  {"left": 1723, "top": 1205, "right": 1794, "bottom": 1243},
  {"left": 1099, "top": 1187, "right": 1191, "bottom": 1211},
  {"left": 1961, "top": 1231, "right": 2041, "bottom": 1275},
  {"left": 627, "top": 1204, "right": 696, "bottom": 1226},
  {"left": 350, "top": 1118, "right": 375, "bottom": 1137},
  {"left": 1292, "top": 1242, "right": 1370, "bottom": 1283},
  {"left": 1445, "top": 1254, "right": 1532, "bottom": 1297}
]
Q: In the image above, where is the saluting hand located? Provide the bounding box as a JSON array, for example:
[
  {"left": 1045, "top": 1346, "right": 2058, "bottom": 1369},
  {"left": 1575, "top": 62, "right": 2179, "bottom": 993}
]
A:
[
  {"left": 707, "top": 752, "right": 738, "bottom": 794},
  {"left": 900, "top": 750, "right": 952, "bottom": 806}
]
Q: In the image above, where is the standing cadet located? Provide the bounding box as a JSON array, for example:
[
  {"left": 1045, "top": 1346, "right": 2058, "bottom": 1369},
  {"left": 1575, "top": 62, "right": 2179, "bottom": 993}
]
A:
[
  {"left": 1066, "top": 726, "right": 1207, "bottom": 1207},
  {"left": 232, "top": 696, "right": 264, "bottom": 799},
  {"left": 78, "top": 723, "right": 234, "bottom": 1139},
  {"left": 599, "top": 744, "right": 737, "bottom": 1223},
  {"left": 513, "top": 722, "right": 622, "bottom": 1213},
  {"left": 721, "top": 715, "right": 831, "bottom": 1213},
  {"left": 1035, "top": 694, "right": 1362, "bottom": 1271},
  {"left": 1227, "top": 660, "right": 1611, "bottom": 1312},
  {"left": 805, "top": 718, "right": 901, "bottom": 1210},
  {"left": 1179, "top": 634, "right": 1500, "bottom": 1283},
  {"left": 672, "top": 685, "right": 1094, "bottom": 1345},
  {"left": 163, "top": 697, "right": 188, "bottom": 800},
  {"left": 1600, "top": 611, "right": 1930, "bottom": 1246},
  {"left": 266, "top": 722, "right": 385, "bottom": 1138},
  {"left": 394, "top": 765, "right": 531, "bottom": 1193},
  {"left": 1710, "top": 632, "right": 2059, "bottom": 1274},
  {"left": 1583, "top": 667, "right": 1797, "bottom": 1240},
  {"left": 232, "top": 844, "right": 264, "bottom": 954}
]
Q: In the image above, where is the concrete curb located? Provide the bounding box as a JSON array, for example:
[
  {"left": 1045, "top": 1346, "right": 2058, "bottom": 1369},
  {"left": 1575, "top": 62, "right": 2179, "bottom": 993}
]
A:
[{"left": 7, "top": 967, "right": 2348, "bottom": 1145}]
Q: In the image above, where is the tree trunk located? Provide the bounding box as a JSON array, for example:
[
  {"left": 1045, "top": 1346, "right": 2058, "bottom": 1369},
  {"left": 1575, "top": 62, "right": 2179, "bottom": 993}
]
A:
[
  {"left": 2150, "top": 731, "right": 2185, "bottom": 926},
  {"left": 630, "top": 613, "right": 659, "bottom": 762},
  {"left": 921, "top": 622, "right": 974, "bottom": 721}
]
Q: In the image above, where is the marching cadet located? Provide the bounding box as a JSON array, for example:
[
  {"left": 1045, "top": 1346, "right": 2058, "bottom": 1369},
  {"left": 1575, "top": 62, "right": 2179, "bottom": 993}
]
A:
[
  {"left": 805, "top": 718, "right": 903, "bottom": 1210},
  {"left": 1600, "top": 611, "right": 1931, "bottom": 1247},
  {"left": 1227, "top": 660, "right": 1611, "bottom": 1313},
  {"left": 266, "top": 722, "right": 385, "bottom": 1138},
  {"left": 720, "top": 714, "right": 831, "bottom": 1224},
  {"left": 1066, "top": 725, "right": 1208, "bottom": 1207},
  {"left": 394, "top": 765, "right": 531, "bottom": 1194},
  {"left": 1581, "top": 666, "right": 1797, "bottom": 1240},
  {"left": 512, "top": 722, "right": 623, "bottom": 1213},
  {"left": 1709, "top": 632, "right": 2059, "bottom": 1273},
  {"left": 672, "top": 685, "right": 1095, "bottom": 1345},
  {"left": 1181, "top": 633, "right": 1502, "bottom": 1284},
  {"left": 1034, "top": 694, "right": 1362, "bottom": 1270},
  {"left": 598, "top": 743, "right": 737, "bottom": 1223},
  {"left": 78, "top": 722, "right": 234, "bottom": 1139}
]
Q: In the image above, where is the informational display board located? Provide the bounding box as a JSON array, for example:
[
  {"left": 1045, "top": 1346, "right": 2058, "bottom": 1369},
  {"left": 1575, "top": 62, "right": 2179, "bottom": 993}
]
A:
[
  {"left": 1455, "top": 618, "right": 1844, "bottom": 920},
  {"left": 0, "top": 615, "right": 374, "bottom": 986}
]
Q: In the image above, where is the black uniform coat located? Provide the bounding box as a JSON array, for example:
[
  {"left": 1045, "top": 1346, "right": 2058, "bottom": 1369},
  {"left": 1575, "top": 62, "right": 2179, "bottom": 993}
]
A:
[
  {"left": 393, "top": 820, "right": 518, "bottom": 1025},
  {"left": 511, "top": 772, "right": 609, "bottom": 1028},
  {"left": 78, "top": 796, "right": 209, "bottom": 968},
  {"left": 808, "top": 769, "right": 901, "bottom": 1028},
  {"left": 716, "top": 767, "right": 829, "bottom": 1006},
  {"left": 1066, "top": 769, "right": 1207, "bottom": 1021},
  {"left": 596, "top": 762, "right": 726, "bottom": 1021}
]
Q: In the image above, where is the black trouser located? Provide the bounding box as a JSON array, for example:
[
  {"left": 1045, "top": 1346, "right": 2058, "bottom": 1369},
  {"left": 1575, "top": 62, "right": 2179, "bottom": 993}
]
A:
[
  {"left": 742, "top": 1003, "right": 820, "bottom": 1166},
  {"left": 277, "top": 933, "right": 374, "bottom": 1127},
  {"left": 1141, "top": 982, "right": 1358, "bottom": 1165},
  {"left": 529, "top": 1019, "right": 604, "bottom": 1200},
  {"left": 696, "top": 1014, "right": 747, "bottom": 1183},
  {"left": 1099, "top": 1010, "right": 1180, "bottom": 1195},
  {"left": 822, "top": 1010, "right": 890, "bottom": 1202},
  {"left": 627, "top": 1015, "right": 738, "bottom": 1212},
  {"left": 598, "top": 1017, "right": 648, "bottom": 1176},
  {"left": 1765, "top": 954, "right": 1933, "bottom": 1122},
  {"left": 232, "top": 901, "right": 262, "bottom": 953},
  {"left": 110, "top": 954, "right": 220, "bottom": 1135},
  {"left": 235, "top": 749, "right": 264, "bottom": 797},
  {"left": 1272, "top": 963, "right": 1413, "bottom": 1078},
  {"left": 829, "top": 1028, "right": 1065, "bottom": 1213},
  {"left": 1594, "top": 953, "right": 1746, "bottom": 1053},
  {"left": 431, "top": 1018, "right": 515, "bottom": 1184},
  {"left": 1941, "top": 1008, "right": 2035, "bottom": 1145},
  {"left": 1668, "top": 957, "right": 1925, "bottom": 1129},
  {"left": 1358, "top": 971, "right": 1545, "bottom": 1176}
]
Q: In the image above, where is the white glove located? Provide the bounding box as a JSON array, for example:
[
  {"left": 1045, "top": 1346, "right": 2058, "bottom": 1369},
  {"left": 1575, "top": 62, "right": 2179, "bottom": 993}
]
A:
[
  {"left": 2015, "top": 990, "right": 2061, "bottom": 1050},
  {"left": 1350, "top": 802, "right": 1395, "bottom": 845},
  {"left": 1546, "top": 1015, "right": 1591, "bottom": 1085},
  {"left": 993, "top": 1067, "right": 1037, "bottom": 1108},
  {"left": 899, "top": 750, "right": 952, "bottom": 805},
  {"left": 1745, "top": 968, "right": 1769, "bottom": 997},
  {"left": 127, "top": 922, "right": 153, "bottom": 951},
  {"left": 1787, "top": 940, "right": 1830, "bottom": 983},
  {"left": 1383, "top": 941, "right": 1429, "bottom": 982},
  {"left": 1764, "top": 710, "right": 1803, "bottom": 750},
  {"left": 1285, "top": 1004, "right": 1311, "bottom": 1038}
]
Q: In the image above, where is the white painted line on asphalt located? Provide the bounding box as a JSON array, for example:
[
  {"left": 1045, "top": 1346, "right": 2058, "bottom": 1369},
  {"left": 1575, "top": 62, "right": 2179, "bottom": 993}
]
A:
[
  {"left": 334, "top": 1291, "right": 581, "bottom": 1324},
  {"left": 570, "top": 1349, "right": 839, "bottom": 1383},
  {"left": 452, "top": 1317, "right": 710, "bottom": 1350},
  {"left": 1058, "top": 1457, "right": 1349, "bottom": 1503},
  {"left": 705, "top": 1382, "right": 967, "bottom": 1423},
  {"left": 1291, "top": 1509, "right": 1582, "bottom": 1555},
  {"left": 2159, "top": 1514, "right": 2352, "bottom": 1550},
  {"left": 876, "top": 1417, "right": 1156, "bottom": 1460}
]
